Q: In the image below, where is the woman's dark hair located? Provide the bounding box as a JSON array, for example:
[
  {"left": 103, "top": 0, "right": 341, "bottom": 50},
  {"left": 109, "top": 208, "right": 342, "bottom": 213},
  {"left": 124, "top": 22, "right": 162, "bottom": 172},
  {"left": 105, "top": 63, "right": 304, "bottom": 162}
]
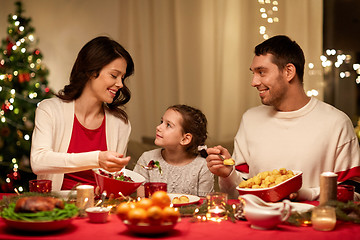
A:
[
  {"left": 168, "top": 105, "right": 208, "bottom": 156},
  {"left": 255, "top": 35, "right": 305, "bottom": 83},
  {"left": 56, "top": 36, "right": 134, "bottom": 122}
]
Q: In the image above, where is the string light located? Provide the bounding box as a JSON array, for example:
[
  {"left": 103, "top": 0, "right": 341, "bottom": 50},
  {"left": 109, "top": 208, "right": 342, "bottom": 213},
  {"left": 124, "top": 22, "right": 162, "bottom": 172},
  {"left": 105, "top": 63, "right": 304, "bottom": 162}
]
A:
[{"left": 258, "top": 0, "right": 279, "bottom": 39}]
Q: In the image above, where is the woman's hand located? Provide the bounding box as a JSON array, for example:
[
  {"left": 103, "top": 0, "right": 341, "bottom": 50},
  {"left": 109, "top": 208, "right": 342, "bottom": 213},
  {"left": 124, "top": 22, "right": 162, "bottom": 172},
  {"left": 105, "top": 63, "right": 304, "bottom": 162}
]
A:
[
  {"left": 98, "top": 151, "right": 131, "bottom": 172},
  {"left": 206, "top": 145, "right": 233, "bottom": 178}
]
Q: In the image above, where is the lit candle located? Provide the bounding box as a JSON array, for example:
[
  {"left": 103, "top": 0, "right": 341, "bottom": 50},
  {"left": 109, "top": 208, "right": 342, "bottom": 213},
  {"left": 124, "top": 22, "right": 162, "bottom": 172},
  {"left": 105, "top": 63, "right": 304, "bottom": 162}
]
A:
[
  {"left": 76, "top": 185, "right": 94, "bottom": 216},
  {"left": 311, "top": 206, "right": 336, "bottom": 231},
  {"left": 206, "top": 192, "right": 228, "bottom": 221}
]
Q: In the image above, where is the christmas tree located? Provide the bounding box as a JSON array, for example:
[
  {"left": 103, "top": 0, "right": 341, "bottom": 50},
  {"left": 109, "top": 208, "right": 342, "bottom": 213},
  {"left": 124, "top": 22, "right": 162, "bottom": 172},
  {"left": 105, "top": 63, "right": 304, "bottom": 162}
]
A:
[{"left": 0, "top": 1, "right": 53, "bottom": 193}]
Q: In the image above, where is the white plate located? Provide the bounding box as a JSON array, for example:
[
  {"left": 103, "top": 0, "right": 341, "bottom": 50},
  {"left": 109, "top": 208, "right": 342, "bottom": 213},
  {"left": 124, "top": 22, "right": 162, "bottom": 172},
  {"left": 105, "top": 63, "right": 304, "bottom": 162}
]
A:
[
  {"left": 52, "top": 190, "right": 77, "bottom": 200},
  {"left": 168, "top": 193, "right": 200, "bottom": 207},
  {"left": 267, "top": 202, "right": 314, "bottom": 212}
]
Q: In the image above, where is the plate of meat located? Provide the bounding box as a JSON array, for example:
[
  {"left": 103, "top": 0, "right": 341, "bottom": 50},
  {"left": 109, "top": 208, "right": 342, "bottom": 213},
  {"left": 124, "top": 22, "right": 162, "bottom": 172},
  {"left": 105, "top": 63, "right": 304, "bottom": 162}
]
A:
[{"left": 1, "top": 195, "right": 78, "bottom": 232}]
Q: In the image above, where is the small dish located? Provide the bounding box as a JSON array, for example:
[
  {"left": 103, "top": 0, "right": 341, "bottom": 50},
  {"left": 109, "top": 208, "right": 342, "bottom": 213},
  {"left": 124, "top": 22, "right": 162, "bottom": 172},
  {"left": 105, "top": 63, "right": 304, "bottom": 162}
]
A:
[
  {"left": 168, "top": 193, "right": 201, "bottom": 207},
  {"left": 86, "top": 207, "right": 111, "bottom": 223}
]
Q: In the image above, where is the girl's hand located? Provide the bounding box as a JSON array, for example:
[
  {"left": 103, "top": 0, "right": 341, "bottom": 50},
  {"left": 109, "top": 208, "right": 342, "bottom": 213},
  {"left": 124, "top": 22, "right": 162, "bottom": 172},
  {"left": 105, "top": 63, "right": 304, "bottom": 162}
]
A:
[
  {"left": 205, "top": 146, "right": 233, "bottom": 178},
  {"left": 98, "top": 151, "right": 131, "bottom": 172}
]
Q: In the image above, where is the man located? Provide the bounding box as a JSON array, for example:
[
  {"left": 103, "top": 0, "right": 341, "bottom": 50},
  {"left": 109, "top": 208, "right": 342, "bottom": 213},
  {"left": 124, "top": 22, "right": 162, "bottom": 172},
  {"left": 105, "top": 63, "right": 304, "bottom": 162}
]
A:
[{"left": 206, "top": 35, "right": 360, "bottom": 200}]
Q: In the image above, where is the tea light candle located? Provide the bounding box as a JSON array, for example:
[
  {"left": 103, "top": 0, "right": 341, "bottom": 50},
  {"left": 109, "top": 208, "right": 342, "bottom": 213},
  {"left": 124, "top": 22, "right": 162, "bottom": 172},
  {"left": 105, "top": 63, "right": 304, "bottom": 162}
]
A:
[
  {"left": 206, "top": 192, "right": 228, "bottom": 222},
  {"left": 319, "top": 172, "right": 338, "bottom": 205},
  {"left": 311, "top": 206, "right": 336, "bottom": 231}
]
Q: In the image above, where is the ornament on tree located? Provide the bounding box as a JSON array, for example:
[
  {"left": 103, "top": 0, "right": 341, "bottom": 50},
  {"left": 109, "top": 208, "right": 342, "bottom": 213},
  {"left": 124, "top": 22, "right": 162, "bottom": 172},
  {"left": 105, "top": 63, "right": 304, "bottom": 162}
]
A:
[
  {"left": 0, "top": 1, "right": 53, "bottom": 192},
  {"left": 6, "top": 41, "right": 14, "bottom": 55},
  {"left": 18, "top": 72, "right": 30, "bottom": 83},
  {"left": 1, "top": 103, "right": 10, "bottom": 112},
  {"left": 0, "top": 127, "right": 10, "bottom": 137}
]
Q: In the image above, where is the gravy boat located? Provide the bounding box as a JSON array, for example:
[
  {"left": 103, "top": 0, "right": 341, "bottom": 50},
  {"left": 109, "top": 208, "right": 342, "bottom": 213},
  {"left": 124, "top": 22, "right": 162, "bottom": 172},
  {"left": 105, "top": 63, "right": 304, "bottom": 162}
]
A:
[{"left": 240, "top": 194, "right": 292, "bottom": 230}]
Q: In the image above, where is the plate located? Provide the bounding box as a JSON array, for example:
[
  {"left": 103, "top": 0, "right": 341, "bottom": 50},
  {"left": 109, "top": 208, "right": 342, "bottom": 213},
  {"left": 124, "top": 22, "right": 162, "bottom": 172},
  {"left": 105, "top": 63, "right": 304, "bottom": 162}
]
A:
[
  {"left": 168, "top": 193, "right": 201, "bottom": 207},
  {"left": 288, "top": 202, "right": 314, "bottom": 212},
  {"left": 123, "top": 220, "right": 177, "bottom": 235},
  {"left": 52, "top": 190, "right": 77, "bottom": 200},
  {"left": 2, "top": 217, "right": 75, "bottom": 232},
  {"left": 266, "top": 202, "right": 314, "bottom": 213}
]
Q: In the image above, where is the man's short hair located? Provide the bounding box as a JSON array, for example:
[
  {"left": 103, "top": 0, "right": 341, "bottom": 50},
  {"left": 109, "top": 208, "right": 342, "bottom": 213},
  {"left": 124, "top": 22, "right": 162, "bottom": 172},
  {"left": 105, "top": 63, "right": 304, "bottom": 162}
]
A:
[{"left": 255, "top": 35, "right": 305, "bottom": 82}]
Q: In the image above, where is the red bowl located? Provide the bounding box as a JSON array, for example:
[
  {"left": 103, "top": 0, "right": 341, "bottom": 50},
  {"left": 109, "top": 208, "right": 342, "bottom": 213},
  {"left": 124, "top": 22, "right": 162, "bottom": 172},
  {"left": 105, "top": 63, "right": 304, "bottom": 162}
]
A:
[
  {"left": 236, "top": 170, "right": 303, "bottom": 202},
  {"left": 93, "top": 168, "right": 145, "bottom": 197}
]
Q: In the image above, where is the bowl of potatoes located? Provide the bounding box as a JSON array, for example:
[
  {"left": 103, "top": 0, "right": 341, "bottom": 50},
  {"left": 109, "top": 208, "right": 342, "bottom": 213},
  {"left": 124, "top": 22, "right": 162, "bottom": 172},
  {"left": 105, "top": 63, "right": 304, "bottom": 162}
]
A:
[{"left": 236, "top": 168, "right": 302, "bottom": 202}]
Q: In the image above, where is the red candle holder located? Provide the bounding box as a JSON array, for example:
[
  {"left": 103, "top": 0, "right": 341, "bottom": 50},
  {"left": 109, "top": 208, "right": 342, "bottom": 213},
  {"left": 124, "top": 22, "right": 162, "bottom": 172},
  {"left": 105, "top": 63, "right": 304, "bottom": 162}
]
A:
[
  {"left": 337, "top": 185, "right": 355, "bottom": 202},
  {"left": 144, "top": 182, "right": 167, "bottom": 198}
]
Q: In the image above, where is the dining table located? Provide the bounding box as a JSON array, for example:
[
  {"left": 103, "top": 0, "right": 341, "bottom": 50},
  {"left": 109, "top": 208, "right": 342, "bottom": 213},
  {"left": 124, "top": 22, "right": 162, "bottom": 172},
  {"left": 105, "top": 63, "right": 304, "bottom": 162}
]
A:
[{"left": 0, "top": 193, "right": 359, "bottom": 240}]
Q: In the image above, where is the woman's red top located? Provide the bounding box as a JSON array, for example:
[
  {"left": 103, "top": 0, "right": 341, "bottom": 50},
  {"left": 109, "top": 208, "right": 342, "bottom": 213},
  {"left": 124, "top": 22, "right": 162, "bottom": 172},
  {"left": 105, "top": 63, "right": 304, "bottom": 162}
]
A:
[{"left": 61, "top": 115, "right": 107, "bottom": 190}]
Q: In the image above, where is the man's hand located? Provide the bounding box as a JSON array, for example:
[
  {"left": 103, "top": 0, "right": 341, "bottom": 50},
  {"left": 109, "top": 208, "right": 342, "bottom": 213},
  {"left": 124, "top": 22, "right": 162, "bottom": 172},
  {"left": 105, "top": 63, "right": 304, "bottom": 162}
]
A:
[{"left": 206, "top": 145, "right": 233, "bottom": 178}]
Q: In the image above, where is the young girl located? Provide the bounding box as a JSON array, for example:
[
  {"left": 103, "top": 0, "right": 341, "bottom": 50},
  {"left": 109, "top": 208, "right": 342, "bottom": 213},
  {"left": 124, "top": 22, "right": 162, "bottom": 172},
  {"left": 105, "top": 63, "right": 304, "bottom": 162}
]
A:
[{"left": 134, "top": 105, "right": 214, "bottom": 197}]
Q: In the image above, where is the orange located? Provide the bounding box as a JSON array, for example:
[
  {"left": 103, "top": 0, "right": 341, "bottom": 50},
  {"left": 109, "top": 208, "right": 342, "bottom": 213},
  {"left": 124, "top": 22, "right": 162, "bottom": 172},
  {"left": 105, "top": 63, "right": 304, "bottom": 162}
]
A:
[
  {"left": 127, "top": 207, "right": 147, "bottom": 225},
  {"left": 162, "top": 206, "right": 180, "bottom": 224},
  {"left": 116, "top": 202, "right": 136, "bottom": 220},
  {"left": 136, "top": 198, "right": 153, "bottom": 210},
  {"left": 147, "top": 205, "right": 163, "bottom": 225},
  {"left": 151, "top": 191, "right": 171, "bottom": 208}
]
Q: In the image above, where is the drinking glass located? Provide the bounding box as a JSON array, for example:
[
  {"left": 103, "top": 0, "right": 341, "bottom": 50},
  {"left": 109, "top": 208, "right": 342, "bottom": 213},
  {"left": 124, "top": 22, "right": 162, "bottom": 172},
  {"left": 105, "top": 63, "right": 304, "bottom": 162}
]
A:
[
  {"left": 337, "top": 185, "right": 355, "bottom": 202},
  {"left": 144, "top": 182, "right": 167, "bottom": 197},
  {"left": 206, "top": 192, "right": 228, "bottom": 221},
  {"left": 311, "top": 206, "right": 336, "bottom": 231}
]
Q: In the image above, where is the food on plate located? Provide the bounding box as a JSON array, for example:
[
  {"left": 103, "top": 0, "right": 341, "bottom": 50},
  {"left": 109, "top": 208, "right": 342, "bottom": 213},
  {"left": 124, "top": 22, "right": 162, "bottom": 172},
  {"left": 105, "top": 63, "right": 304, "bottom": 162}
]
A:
[
  {"left": 98, "top": 169, "right": 134, "bottom": 182},
  {"left": 116, "top": 191, "right": 180, "bottom": 225},
  {"left": 14, "top": 196, "right": 64, "bottom": 213},
  {"left": 172, "top": 195, "right": 190, "bottom": 204},
  {"left": 238, "top": 168, "right": 296, "bottom": 189},
  {"left": 223, "top": 158, "right": 235, "bottom": 166},
  {"left": 1, "top": 196, "right": 78, "bottom": 221}
]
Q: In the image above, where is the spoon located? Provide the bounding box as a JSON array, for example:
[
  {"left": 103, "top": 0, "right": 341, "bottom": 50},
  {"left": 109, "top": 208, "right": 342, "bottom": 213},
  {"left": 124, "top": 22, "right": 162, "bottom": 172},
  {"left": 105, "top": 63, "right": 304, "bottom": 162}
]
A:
[
  {"left": 137, "top": 163, "right": 154, "bottom": 170},
  {"left": 137, "top": 160, "right": 162, "bottom": 174}
]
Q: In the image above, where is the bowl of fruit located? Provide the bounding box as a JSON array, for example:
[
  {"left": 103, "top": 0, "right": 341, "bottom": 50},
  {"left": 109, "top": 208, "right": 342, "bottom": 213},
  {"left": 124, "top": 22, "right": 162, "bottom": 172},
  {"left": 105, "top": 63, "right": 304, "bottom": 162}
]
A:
[
  {"left": 116, "top": 191, "right": 180, "bottom": 235},
  {"left": 93, "top": 168, "right": 145, "bottom": 197},
  {"left": 236, "top": 168, "right": 302, "bottom": 202}
]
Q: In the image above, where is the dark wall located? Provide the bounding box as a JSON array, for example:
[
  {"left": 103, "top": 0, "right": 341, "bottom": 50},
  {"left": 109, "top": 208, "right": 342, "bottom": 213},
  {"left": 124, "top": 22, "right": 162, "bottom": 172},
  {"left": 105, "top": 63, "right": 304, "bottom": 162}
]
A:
[{"left": 323, "top": 0, "right": 360, "bottom": 124}]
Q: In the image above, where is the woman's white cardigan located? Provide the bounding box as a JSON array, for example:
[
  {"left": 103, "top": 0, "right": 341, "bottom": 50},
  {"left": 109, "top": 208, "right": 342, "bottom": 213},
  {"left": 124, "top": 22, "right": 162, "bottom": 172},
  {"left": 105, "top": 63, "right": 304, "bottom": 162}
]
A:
[{"left": 30, "top": 98, "right": 131, "bottom": 191}]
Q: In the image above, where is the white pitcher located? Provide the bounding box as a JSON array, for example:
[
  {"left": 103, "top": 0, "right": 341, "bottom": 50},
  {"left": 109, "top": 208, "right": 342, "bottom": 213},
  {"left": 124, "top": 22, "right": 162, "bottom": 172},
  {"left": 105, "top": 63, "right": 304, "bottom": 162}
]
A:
[{"left": 240, "top": 194, "right": 292, "bottom": 230}]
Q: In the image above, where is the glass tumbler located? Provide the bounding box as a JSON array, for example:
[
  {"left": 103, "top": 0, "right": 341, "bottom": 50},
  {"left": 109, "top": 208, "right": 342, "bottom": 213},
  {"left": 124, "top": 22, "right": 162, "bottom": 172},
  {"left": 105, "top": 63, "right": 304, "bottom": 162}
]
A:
[
  {"left": 144, "top": 182, "right": 167, "bottom": 197},
  {"left": 311, "top": 206, "right": 336, "bottom": 231},
  {"left": 206, "top": 192, "right": 228, "bottom": 221}
]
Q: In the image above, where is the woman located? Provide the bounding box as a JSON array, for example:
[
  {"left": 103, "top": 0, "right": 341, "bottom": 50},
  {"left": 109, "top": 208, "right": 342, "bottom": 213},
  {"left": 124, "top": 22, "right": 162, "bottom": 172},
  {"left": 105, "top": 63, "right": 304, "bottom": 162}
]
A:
[{"left": 30, "top": 36, "right": 134, "bottom": 191}]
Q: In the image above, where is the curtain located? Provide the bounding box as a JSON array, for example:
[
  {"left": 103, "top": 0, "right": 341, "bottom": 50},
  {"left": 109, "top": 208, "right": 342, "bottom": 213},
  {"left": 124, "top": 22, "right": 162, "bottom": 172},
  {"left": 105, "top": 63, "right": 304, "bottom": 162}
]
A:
[{"left": 116, "top": 0, "right": 323, "bottom": 144}]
